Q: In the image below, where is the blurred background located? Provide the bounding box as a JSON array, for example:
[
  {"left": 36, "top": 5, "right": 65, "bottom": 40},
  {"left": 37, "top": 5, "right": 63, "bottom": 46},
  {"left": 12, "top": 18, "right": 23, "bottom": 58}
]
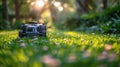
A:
[{"left": 0, "top": 0, "right": 120, "bottom": 33}]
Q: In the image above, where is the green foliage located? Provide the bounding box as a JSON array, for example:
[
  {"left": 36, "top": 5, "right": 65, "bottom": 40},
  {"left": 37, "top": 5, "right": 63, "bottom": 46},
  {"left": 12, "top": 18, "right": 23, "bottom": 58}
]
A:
[
  {"left": 11, "top": 20, "right": 23, "bottom": 29},
  {"left": 0, "top": 30, "right": 120, "bottom": 67},
  {"left": 65, "top": 15, "right": 82, "bottom": 30},
  {"left": 64, "top": 13, "right": 99, "bottom": 31},
  {"left": 0, "top": 5, "right": 3, "bottom": 10},
  {"left": 0, "top": 20, "right": 8, "bottom": 30},
  {"left": 64, "top": 5, "right": 120, "bottom": 34},
  {"left": 0, "top": 5, "right": 10, "bottom": 30},
  {"left": 0, "top": 5, "right": 6, "bottom": 30},
  {"left": 98, "top": 5, "right": 120, "bottom": 33}
]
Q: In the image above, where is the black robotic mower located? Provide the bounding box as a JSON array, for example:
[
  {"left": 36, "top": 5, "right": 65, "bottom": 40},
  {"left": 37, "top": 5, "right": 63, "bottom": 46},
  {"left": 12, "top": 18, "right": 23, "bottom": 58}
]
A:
[{"left": 19, "top": 21, "right": 46, "bottom": 37}]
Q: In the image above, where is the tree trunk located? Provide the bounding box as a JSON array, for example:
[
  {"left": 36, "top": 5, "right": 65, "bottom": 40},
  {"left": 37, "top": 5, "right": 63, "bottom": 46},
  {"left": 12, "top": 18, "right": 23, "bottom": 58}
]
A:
[
  {"left": 84, "top": 0, "right": 89, "bottom": 13},
  {"left": 76, "top": 0, "right": 89, "bottom": 13},
  {"left": 102, "top": 0, "right": 107, "bottom": 9},
  {"left": 2, "top": 0, "right": 10, "bottom": 29},
  {"left": 14, "top": 0, "right": 20, "bottom": 19},
  {"left": 117, "top": 0, "right": 120, "bottom": 5},
  {"left": 49, "top": 5, "right": 57, "bottom": 21}
]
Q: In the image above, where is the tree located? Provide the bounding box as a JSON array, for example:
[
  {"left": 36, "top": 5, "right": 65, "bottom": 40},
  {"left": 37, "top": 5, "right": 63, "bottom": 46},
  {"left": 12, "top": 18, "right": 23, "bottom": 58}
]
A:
[
  {"left": 49, "top": 0, "right": 74, "bottom": 21},
  {"left": 75, "top": 0, "right": 92, "bottom": 13},
  {"left": 2, "top": 0, "right": 10, "bottom": 29},
  {"left": 13, "top": 0, "right": 26, "bottom": 20},
  {"left": 102, "top": 0, "right": 107, "bottom": 9},
  {"left": 84, "top": 0, "right": 90, "bottom": 13}
]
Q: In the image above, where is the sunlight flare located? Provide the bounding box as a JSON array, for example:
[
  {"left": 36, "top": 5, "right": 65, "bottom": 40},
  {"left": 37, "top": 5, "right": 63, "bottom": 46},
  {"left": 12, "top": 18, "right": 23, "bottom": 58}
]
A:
[
  {"left": 30, "top": 0, "right": 45, "bottom": 7},
  {"left": 54, "top": 1, "right": 61, "bottom": 7},
  {"left": 58, "top": 6, "right": 63, "bottom": 11},
  {"left": 36, "top": 0, "right": 45, "bottom": 7}
]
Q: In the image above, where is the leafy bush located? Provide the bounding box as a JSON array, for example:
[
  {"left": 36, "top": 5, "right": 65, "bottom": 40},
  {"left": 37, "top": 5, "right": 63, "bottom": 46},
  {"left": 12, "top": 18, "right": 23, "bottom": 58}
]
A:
[
  {"left": 65, "top": 15, "right": 82, "bottom": 30},
  {"left": 11, "top": 20, "right": 23, "bottom": 29},
  {"left": 64, "top": 4, "right": 120, "bottom": 34},
  {"left": 99, "top": 5, "right": 120, "bottom": 33},
  {"left": 0, "top": 5, "right": 6, "bottom": 30},
  {"left": 0, "top": 19, "right": 8, "bottom": 30}
]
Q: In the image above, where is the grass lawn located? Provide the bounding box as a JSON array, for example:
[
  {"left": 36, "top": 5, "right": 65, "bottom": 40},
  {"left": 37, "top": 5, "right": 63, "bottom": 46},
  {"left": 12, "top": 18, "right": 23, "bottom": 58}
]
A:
[{"left": 0, "top": 30, "right": 120, "bottom": 67}]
